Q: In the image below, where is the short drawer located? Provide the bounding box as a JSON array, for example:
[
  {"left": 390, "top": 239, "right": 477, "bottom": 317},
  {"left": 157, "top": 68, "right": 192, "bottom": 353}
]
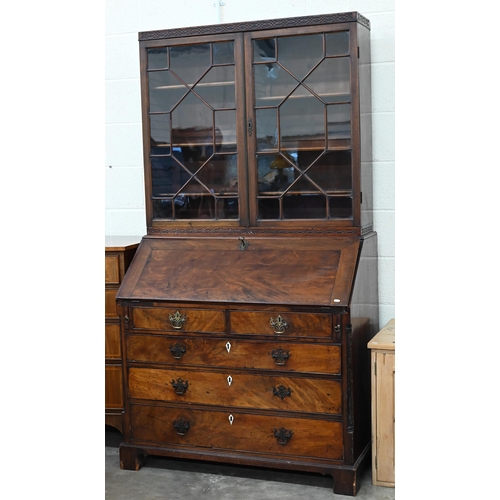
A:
[
  {"left": 126, "top": 335, "right": 341, "bottom": 375},
  {"left": 230, "top": 310, "right": 332, "bottom": 339},
  {"left": 105, "top": 255, "right": 120, "bottom": 284},
  {"left": 105, "top": 323, "right": 122, "bottom": 359},
  {"left": 105, "top": 288, "right": 118, "bottom": 318},
  {"left": 129, "top": 404, "right": 344, "bottom": 461},
  {"left": 128, "top": 367, "right": 341, "bottom": 415},
  {"left": 128, "top": 307, "right": 225, "bottom": 334}
]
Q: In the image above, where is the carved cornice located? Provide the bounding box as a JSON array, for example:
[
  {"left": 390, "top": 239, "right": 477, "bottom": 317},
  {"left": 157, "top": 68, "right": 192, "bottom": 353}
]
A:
[
  {"left": 149, "top": 227, "right": 360, "bottom": 236},
  {"left": 139, "top": 12, "right": 370, "bottom": 41}
]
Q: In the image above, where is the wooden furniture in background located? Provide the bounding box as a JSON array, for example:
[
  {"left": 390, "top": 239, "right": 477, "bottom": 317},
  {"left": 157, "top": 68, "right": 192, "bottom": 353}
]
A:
[
  {"left": 116, "top": 12, "right": 378, "bottom": 497},
  {"left": 105, "top": 236, "right": 140, "bottom": 432},
  {"left": 368, "top": 319, "right": 395, "bottom": 487}
]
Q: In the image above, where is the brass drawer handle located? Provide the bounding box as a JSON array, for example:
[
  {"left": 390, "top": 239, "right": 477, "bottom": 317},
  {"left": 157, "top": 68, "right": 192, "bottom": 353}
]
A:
[
  {"left": 170, "top": 342, "right": 187, "bottom": 359},
  {"left": 274, "top": 427, "right": 293, "bottom": 445},
  {"left": 173, "top": 419, "right": 190, "bottom": 435},
  {"left": 271, "top": 348, "right": 290, "bottom": 366},
  {"left": 171, "top": 377, "right": 189, "bottom": 395},
  {"left": 169, "top": 311, "right": 186, "bottom": 329},
  {"left": 273, "top": 385, "right": 292, "bottom": 400},
  {"left": 270, "top": 315, "right": 288, "bottom": 334}
]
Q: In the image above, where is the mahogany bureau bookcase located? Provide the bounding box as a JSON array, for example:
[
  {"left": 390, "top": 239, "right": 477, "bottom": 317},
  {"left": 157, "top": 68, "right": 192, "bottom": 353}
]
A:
[{"left": 116, "top": 11, "right": 379, "bottom": 496}]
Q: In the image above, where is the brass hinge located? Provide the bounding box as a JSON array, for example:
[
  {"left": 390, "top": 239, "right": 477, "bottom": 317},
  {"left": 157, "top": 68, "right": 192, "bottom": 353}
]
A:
[
  {"left": 374, "top": 360, "right": 377, "bottom": 376},
  {"left": 375, "top": 455, "right": 378, "bottom": 469},
  {"left": 357, "top": 46, "right": 360, "bottom": 58}
]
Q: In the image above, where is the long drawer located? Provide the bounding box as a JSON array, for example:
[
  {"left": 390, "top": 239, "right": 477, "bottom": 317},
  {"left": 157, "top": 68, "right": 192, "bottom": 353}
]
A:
[
  {"left": 129, "top": 403, "right": 344, "bottom": 461},
  {"left": 126, "top": 335, "right": 341, "bottom": 375},
  {"left": 128, "top": 367, "right": 342, "bottom": 415}
]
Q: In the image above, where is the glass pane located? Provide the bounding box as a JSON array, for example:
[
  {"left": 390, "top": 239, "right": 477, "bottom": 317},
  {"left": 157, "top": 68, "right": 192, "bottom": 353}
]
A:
[
  {"left": 150, "top": 114, "right": 170, "bottom": 150},
  {"left": 195, "top": 66, "right": 235, "bottom": 109},
  {"left": 283, "top": 194, "right": 326, "bottom": 219},
  {"left": 213, "top": 41, "right": 234, "bottom": 65},
  {"left": 152, "top": 199, "right": 173, "bottom": 219},
  {"left": 215, "top": 110, "right": 236, "bottom": 152},
  {"left": 148, "top": 71, "right": 187, "bottom": 112},
  {"left": 278, "top": 34, "right": 323, "bottom": 81},
  {"left": 304, "top": 57, "right": 350, "bottom": 103},
  {"left": 258, "top": 198, "right": 280, "bottom": 219},
  {"left": 254, "top": 63, "right": 297, "bottom": 107},
  {"left": 329, "top": 196, "right": 352, "bottom": 218},
  {"left": 280, "top": 88, "right": 325, "bottom": 150},
  {"left": 255, "top": 108, "right": 278, "bottom": 151},
  {"left": 326, "top": 32, "right": 349, "bottom": 56},
  {"left": 175, "top": 194, "right": 215, "bottom": 219},
  {"left": 172, "top": 92, "right": 213, "bottom": 147},
  {"left": 253, "top": 38, "right": 276, "bottom": 62},
  {"left": 170, "top": 44, "right": 211, "bottom": 86},
  {"left": 327, "top": 104, "right": 351, "bottom": 143},
  {"left": 151, "top": 156, "right": 191, "bottom": 196},
  {"left": 257, "top": 153, "right": 296, "bottom": 194},
  {"left": 217, "top": 197, "right": 239, "bottom": 219},
  {"left": 147, "top": 47, "right": 168, "bottom": 70},
  {"left": 306, "top": 150, "right": 352, "bottom": 191},
  {"left": 196, "top": 154, "right": 238, "bottom": 195}
]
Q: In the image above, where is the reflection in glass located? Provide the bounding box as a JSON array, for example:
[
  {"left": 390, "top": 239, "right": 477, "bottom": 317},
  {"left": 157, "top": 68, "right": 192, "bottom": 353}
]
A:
[
  {"left": 304, "top": 57, "right": 350, "bottom": 103},
  {"left": 151, "top": 156, "right": 191, "bottom": 196},
  {"left": 213, "top": 41, "right": 234, "bottom": 65},
  {"left": 278, "top": 34, "right": 323, "bottom": 81},
  {"left": 150, "top": 113, "right": 170, "bottom": 149},
  {"left": 196, "top": 154, "right": 238, "bottom": 194},
  {"left": 256, "top": 108, "right": 278, "bottom": 151},
  {"left": 195, "top": 66, "right": 235, "bottom": 109},
  {"left": 280, "top": 87, "right": 325, "bottom": 150},
  {"left": 329, "top": 196, "right": 352, "bottom": 218},
  {"left": 258, "top": 198, "right": 279, "bottom": 219},
  {"left": 148, "top": 71, "right": 187, "bottom": 112},
  {"left": 170, "top": 44, "right": 211, "bottom": 85},
  {"left": 283, "top": 194, "right": 326, "bottom": 219},
  {"left": 306, "top": 150, "right": 352, "bottom": 191},
  {"left": 257, "top": 152, "right": 296, "bottom": 194},
  {"left": 327, "top": 104, "right": 351, "bottom": 143},
  {"left": 254, "top": 63, "right": 297, "bottom": 107},
  {"left": 325, "top": 32, "right": 350, "bottom": 56},
  {"left": 152, "top": 199, "right": 173, "bottom": 219},
  {"left": 148, "top": 47, "right": 168, "bottom": 70},
  {"left": 215, "top": 110, "right": 237, "bottom": 152},
  {"left": 253, "top": 38, "right": 276, "bottom": 62},
  {"left": 172, "top": 92, "right": 213, "bottom": 146}
]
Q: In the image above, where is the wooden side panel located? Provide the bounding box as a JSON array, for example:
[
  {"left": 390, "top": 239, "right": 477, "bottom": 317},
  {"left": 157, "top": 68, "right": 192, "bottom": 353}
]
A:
[
  {"left": 105, "top": 288, "right": 119, "bottom": 318},
  {"left": 130, "top": 404, "right": 344, "bottom": 460},
  {"left": 373, "top": 350, "right": 395, "bottom": 486},
  {"left": 105, "top": 255, "right": 121, "bottom": 284},
  {"left": 128, "top": 367, "right": 342, "bottom": 414}
]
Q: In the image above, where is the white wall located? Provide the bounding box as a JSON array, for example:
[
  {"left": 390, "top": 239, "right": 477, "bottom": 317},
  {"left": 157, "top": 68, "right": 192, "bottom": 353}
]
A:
[{"left": 105, "top": 0, "right": 395, "bottom": 327}]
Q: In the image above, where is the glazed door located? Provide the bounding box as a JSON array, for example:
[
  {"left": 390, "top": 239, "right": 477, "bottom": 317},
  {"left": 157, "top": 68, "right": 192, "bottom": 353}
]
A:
[
  {"left": 245, "top": 25, "right": 358, "bottom": 225},
  {"left": 141, "top": 34, "right": 248, "bottom": 226}
]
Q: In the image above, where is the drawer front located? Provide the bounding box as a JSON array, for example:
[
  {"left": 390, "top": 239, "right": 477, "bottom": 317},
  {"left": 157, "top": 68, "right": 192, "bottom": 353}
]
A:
[
  {"left": 105, "top": 255, "right": 121, "bottom": 284},
  {"left": 105, "top": 365, "right": 124, "bottom": 409},
  {"left": 130, "top": 404, "right": 343, "bottom": 460},
  {"left": 105, "top": 288, "right": 118, "bottom": 318},
  {"left": 128, "top": 367, "right": 341, "bottom": 415},
  {"left": 105, "top": 323, "right": 122, "bottom": 359},
  {"left": 230, "top": 310, "right": 332, "bottom": 339},
  {"left": 129, "top": 307, "right": 225, "bottom": 334},
  {"left": 127, "top": 335, "right": 341, "bottom": 375}
]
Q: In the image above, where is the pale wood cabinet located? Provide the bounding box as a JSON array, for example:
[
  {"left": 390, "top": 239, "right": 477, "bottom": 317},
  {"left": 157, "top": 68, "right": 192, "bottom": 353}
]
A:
[
  {"left": 368, "top": 319, "right": 395, "bottom": 487},
  {"left": 105, "top": 236, "right": 140, "bottom": 432}
]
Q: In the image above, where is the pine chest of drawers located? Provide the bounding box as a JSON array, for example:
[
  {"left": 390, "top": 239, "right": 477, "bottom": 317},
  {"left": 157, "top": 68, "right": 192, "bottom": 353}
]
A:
[{"left": 116, "top": 235, "right": 378, "bottom": 496}]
